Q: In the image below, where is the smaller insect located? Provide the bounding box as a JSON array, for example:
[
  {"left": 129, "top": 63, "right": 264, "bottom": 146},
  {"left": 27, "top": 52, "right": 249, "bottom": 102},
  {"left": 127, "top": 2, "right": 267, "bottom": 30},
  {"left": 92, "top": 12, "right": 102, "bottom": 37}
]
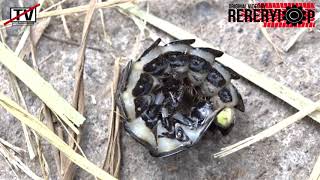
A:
[{"left": 117, "top": 39, "right": 245, "bottom": 157}]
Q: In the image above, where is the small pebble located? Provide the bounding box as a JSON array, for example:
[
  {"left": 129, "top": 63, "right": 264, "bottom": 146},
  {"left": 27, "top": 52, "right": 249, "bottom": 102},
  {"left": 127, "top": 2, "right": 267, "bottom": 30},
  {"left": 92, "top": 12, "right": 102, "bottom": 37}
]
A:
[
  {"left": 90, "top": 95, "right": 97, "bottom": 105},
  {"left": 193, "top": 1, "right": 215, "bottom": 21},
  {"left": 259, "top": 50, "right": 271, "bottom": 66},
  {"left": 85, "top": 66, "right": 97, "bottom": 77},
  {"left": 298, "top": 56, "right": 306, "bottom": 65},
  {"left": 255, "top": 30, "right": 263, "bottom": 40},
  {"left": 237, "top": 27, "right": 244, "bottom": 33}
]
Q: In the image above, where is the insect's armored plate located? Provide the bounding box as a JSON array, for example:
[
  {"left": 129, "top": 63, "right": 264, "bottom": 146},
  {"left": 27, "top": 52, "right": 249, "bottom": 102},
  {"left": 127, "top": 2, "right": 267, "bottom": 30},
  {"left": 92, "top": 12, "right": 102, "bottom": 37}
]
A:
[{"left": 117, "top": 39, "right": 245, "bottom": 157}]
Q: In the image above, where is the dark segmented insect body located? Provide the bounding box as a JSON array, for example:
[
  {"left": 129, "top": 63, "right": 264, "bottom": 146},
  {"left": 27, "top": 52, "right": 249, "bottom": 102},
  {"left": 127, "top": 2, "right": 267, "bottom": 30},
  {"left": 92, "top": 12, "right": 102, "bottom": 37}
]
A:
[{"left": 117, "top": 38, "right": 245, "bottom": 157}]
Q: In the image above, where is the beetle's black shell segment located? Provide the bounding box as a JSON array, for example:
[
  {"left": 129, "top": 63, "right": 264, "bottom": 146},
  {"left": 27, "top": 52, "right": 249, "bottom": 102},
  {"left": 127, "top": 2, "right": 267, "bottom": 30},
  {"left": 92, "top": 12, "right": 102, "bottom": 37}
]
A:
[
  {"left": 167, "top": 39, "right": 196, "bottom": 45},
  {"left": 198, "top": 47, "right": 224, "bottom": 57},
  {"left": 132, "top": 73, "right": 154, "bottom": 97},
  {"left": 118, "top": 39, "right": 245, "bottom": 157},
  {"left": 207, "top": 68, "right": 226, "bottom": 87},
  {"left": 143, "top": 57, "right": 168, "bottom": 75},
  {"left": 218, "top": 87, "right": 233, "bottom": 103},
  {"left": 191, "top": 101, "right": 215, "bottom": 124},
  {"left": 134, "top": 95, "right": 153, "bottom": 117},
  {"left": 141, "top": 105, "right": 160, "bottom": 120},
  {"left": 138, "top": 38, "right": 161, "bottom": 60},
  {"left": 175, "top": 126, "right": 189, "bottom": 142},
  {"left": 172, "top": 113, "right": 194, "bottom": 127},
  {"left": 233, "top": 86, "right": 245, "bottom": 112},
  {"left": 169, "top": 54, "right": 188, "bottom": 68},
  {"left": 189, "top": 56, "right": 210, "bottom": 73}
]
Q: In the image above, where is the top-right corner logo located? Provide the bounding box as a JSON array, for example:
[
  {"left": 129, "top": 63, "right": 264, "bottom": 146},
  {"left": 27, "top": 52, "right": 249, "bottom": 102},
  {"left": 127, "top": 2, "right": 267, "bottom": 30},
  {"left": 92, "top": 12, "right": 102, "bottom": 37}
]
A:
[{"left": 228, "top": 3, "right": 316, "bottom": 28}]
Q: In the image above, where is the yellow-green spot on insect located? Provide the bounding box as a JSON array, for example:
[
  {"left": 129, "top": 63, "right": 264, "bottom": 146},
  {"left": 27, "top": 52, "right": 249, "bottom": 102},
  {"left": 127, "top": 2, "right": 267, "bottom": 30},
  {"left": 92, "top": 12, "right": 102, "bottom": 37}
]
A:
[{"left": 216, "top": 108, "right": 235, "bottom": 129}]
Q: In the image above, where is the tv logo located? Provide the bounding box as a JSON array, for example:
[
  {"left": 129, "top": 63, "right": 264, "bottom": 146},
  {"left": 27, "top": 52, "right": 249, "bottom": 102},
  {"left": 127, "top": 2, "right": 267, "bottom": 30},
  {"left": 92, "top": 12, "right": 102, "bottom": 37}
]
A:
[
  {"left": 5, "top": 3, "right": 40, "bottom": 26},
  {"left": 228, "top": 3, "right": 316, "bottom": 28}
]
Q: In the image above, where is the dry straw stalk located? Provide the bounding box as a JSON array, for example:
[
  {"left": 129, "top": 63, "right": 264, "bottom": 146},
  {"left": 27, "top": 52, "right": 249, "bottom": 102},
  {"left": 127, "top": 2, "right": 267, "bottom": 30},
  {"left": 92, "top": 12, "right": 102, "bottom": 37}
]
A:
[
  {"left": 0, "top": 93, "right": 116, "bottom": 180},
  {"left": 0, "top": 42, "right": 85, "bottom": 134}
]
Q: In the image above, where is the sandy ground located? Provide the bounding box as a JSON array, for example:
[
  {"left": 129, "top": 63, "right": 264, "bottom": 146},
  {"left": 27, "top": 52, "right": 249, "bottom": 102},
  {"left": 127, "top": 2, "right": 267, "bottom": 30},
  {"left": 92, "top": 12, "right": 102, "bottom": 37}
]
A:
[{"left": 0, "top": 0, "right": 320, "bottom": 179}]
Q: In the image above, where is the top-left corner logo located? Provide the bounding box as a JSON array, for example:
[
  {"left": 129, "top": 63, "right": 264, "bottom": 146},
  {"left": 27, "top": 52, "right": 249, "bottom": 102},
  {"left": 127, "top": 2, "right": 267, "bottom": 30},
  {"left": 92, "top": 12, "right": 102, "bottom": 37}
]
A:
[{"left": 5, "top": 3, "right": 40, "bottom": 26}]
